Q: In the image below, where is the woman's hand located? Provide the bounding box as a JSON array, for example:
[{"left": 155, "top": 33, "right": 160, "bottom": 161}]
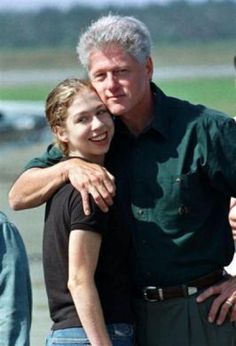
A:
[{"left": 196, "top": 276, "right": 236, "bottom": 324}]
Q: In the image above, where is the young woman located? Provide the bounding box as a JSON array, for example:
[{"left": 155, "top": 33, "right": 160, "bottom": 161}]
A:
[{"left": 43, "top": 79, "right": 134, "bottom": 346}]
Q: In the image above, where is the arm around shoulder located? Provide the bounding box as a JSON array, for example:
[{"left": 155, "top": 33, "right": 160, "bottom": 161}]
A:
[
  {"left": 8, "top": 161, "right": 72, "bottom": 210},
  {"left": 9, "top": 155, "right": 116, "bottom": 213}
]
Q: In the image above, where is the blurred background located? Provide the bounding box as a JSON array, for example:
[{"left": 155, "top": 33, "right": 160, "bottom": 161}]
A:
[{"left": 0, "top": 0, "right": 235, "bottom": 344}]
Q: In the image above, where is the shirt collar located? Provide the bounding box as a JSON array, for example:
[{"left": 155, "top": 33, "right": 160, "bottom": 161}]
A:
[{"left": 150, "top": 82, "right": 170, "bottom": 140}]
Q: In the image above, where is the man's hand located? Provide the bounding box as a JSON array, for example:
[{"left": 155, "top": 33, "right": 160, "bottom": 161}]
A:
[
  {"left": 9, "top": 157, "right": 115, "bottom": 212},
  {"left": 67, "top": 159, "right": 116, "bottom": 215},
  {"left": 229, "top": 198, "right": 236, "bottom": 240},
  {"left": 196, "top": 276, "right": 236, "bottom": 325}
]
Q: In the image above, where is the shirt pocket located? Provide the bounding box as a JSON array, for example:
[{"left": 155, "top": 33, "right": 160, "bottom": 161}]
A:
[{"left": 155, "top": 172, "right": 214, "bottom": 233}]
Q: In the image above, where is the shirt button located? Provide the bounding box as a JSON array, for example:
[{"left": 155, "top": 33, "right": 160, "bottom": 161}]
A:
[
  {"left": 178, "top": 205, "right": 189, "bottom": 216},
  {"left": 137, "top": 209, "right": 143, "bottom": 216}
]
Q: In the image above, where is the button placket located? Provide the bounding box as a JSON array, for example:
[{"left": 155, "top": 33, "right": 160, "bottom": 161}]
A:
[{"left": 178, "top": 205, "right": 189, "bottom": 216}]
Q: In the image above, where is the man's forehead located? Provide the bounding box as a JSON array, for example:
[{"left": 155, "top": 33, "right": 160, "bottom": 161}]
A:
[{"left": 88, "top": 46, "right": 135, "bottom": 72}]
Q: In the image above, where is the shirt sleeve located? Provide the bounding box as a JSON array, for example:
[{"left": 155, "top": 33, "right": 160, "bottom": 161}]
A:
[
  {"left": 68, "top": 191, "right": 109, "bottom": 235},
  {"left": 199, "top": 112, "right": 236, "bottom": 196},
  {"left": 24, "top": 144, "right": 64, "bottom": 170}
]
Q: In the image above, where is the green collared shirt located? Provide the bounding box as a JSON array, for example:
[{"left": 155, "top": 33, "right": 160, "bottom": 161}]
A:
[{"left": 26, "top": 83, "right": 236, "bottom": 287}]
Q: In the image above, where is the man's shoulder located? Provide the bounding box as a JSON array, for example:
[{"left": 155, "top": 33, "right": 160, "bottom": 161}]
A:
[
  {"left": 192, "top": 104, "right": 233, "bottom": 128},
  {"left": 166, "top": 93, "right": 232, "bottom": 126},
  {"left": 154, "top": 84, "right": 205, "bottom": 122}
]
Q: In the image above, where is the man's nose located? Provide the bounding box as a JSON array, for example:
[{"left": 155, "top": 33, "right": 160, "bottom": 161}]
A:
[{"left": 106, "top": 73, "right": 118, "bottom": 90}]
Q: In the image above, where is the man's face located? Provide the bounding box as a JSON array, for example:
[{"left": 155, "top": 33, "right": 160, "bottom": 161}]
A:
[{"left": 88, "top": 44, "right": 153, "bottom": 118}]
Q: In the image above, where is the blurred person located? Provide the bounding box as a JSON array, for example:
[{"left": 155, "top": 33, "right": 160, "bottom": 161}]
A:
[
  {"left": 229, "top": 115, "right": 236, "bottom": 240},
  {"left": 230, "top": 198, "right": 236, "bottom": 240},
  {"left": 9, "top": 15, "right": 236, "bottom": 346},
  {"left": 229, "top": 60, "right": 236, "bottom": 238},
  {"left": 42, "top": 78, "right": 134, "bottom": 346},
  {"left": 0, "top": 211, "right": 32, "bottom": 346}
]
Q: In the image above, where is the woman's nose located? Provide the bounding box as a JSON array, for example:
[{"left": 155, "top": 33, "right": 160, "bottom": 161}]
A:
[{"left": 91, "top": 116, "right": 104, "bottom": 130}]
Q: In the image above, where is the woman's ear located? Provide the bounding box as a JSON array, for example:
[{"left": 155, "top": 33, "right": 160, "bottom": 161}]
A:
[{"left": 53, "top": 125, "right": 69, "bottom": 143}]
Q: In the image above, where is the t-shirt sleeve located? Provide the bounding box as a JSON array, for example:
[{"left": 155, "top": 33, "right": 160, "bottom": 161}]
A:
[
  {"left": 69, "top": 191, "right": 109, "bottom": 235},
  {"left": 24, "top": 143, "right": 64, "bottom": 170}
]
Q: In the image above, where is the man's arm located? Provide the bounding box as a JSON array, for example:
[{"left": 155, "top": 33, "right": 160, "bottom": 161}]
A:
[
  {"left": 8, "top": 158, "right": 115, "bottom": 213},
  {"left": 8, "top": 164, "right": 68, "bottom": 210},
  {"left": 68, "top": 230, "right": 112, "bottom": 346}
]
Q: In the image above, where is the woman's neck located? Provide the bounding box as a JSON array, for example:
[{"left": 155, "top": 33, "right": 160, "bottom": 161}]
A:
[{"left": 68, "top": 153, "right": 105, "bottom": 165}]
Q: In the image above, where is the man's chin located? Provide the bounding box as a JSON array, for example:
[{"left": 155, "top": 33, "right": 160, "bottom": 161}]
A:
[{"left": 108, "top": 105, "right": 126, "bottom": 117}]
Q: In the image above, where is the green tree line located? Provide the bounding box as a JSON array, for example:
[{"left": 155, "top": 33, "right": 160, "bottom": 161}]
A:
[{"left": 1, "top": 1, "right": 236, "bottom": 48}]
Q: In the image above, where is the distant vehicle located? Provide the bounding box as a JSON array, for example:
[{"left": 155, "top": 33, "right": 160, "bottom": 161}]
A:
[{"left": 0, "top": 101, "right": 49, "bottom": 143}]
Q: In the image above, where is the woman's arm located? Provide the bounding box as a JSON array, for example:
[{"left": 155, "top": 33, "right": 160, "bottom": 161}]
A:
[
  {"left": 68, "top": 230, "right": 112, "bottom": 346},
  {"left": 229, "top": 198, "right": 236, "bottom": 240},
  {"left": 8, "top": 158, "right": 115, "bottom": 213}
]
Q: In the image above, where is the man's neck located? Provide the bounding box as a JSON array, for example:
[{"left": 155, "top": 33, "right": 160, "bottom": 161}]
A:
[
  {"left": 121, "top": 91, "right": 154, "bottom": 136},
  {"left": 122, "top": 113, "right": 153, "bottom": 136}
]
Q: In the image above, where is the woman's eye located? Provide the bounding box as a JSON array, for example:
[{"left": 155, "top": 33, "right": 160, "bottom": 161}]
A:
[
  {"left": 97, "top": 109, "right": 109, "bottom": 116},
  {"left": 77, "top": 117, "right": 87, "bottom": 123}
]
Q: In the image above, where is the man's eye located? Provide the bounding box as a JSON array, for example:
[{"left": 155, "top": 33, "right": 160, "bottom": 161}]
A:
[
  {"left": 117, "top": 69, "right": 127, "bottom": 75},
  {"left": 94, "top": 73, "right": 105, "bottom": 81}
]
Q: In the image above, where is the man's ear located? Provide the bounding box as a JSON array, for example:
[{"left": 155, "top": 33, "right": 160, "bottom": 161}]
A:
[
  {"left": 145, "top": 56, "right": 153, "bottom": 80},
  {"left": 53, "top": 125, "right": 69, "bottom": 143}
]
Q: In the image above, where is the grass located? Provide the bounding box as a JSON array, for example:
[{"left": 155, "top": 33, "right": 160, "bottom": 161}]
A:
[
  {"left": 0, "top": 48, "right": 78, "bottom": 70},
  {"left": 0, "top": 41, "right": 235, "bottom": 116},
  {"left": 153, "top": 40, "right": 236, "bottom": 67},
  {"left": 1, "top": 39, "right": 235, "bottom": 70},
  {"left": 1, "top": 77, "right": 235, "bottom": 117},
  {"left": 158, "top": 77, "right": 236, "bottom": 116},
  {"left": 0, "top": 84, "right": 54, "bottom": 102}
]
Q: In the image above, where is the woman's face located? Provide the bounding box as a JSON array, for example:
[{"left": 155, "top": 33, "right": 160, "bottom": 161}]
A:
[{"left": 57, "top": 89, "right": 114, "bottom": 164}]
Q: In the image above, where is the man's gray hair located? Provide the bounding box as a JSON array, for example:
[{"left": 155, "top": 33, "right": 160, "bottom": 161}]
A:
[{"left": 77, "top": 14, "right": 152, "bottom": 69}]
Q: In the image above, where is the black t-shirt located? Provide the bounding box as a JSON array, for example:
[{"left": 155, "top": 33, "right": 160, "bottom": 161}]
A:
[{"left": 43, "top": 182, "right": 134, "bottom": 330}]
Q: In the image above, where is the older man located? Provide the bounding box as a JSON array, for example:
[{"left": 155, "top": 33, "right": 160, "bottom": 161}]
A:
[{"left": 9, "top": 15, "right": 236, "bottom": 346}]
